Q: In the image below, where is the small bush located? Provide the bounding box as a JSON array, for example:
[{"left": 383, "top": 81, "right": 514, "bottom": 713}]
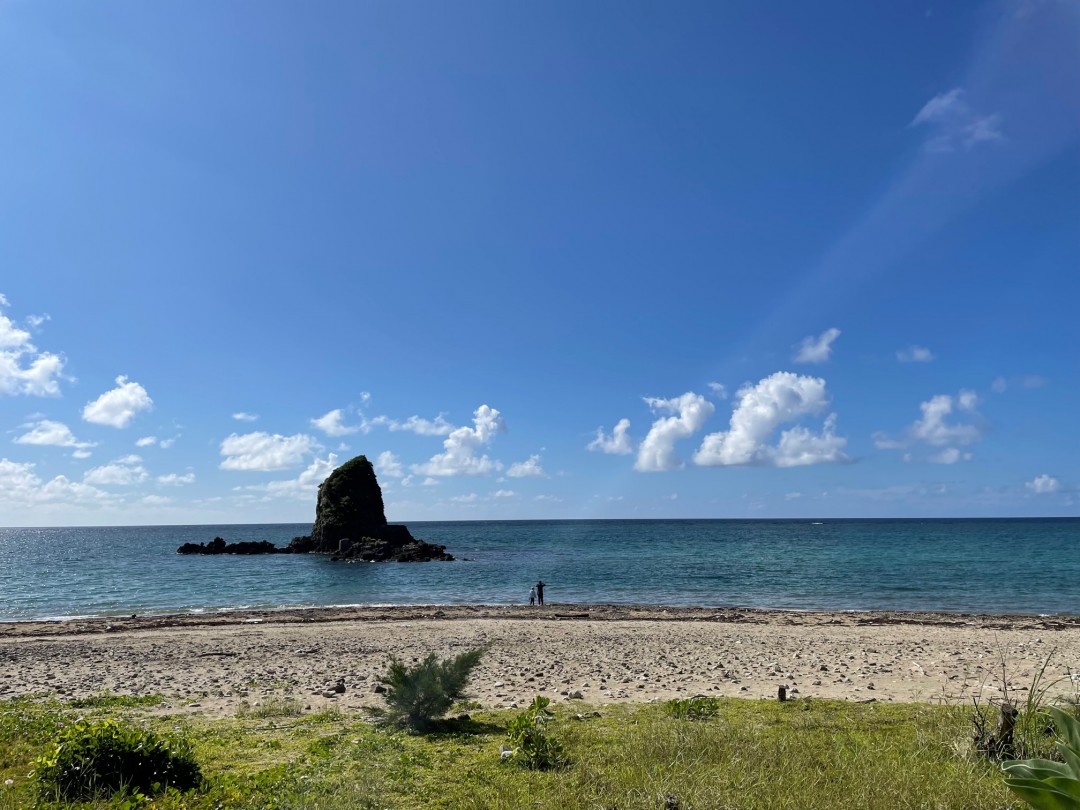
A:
[
  {"left": 32, "top": 719, "right": 201, "bottom": 801},
  {"left": 237, "top": 695, "right": 304, "bottom": 718},
  {"left": 666, "top": 696, "right": 723, "bottom": 720},
  {"left": 374, "top": 646, "right": 487, "bottom": 730},
  {"left": 505, "top": 696, "right": 567, "bottom": 770}
]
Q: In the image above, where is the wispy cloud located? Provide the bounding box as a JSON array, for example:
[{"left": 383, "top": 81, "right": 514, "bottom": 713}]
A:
[
  {"left": 310, "top": 408, "right": 366, "bottom": 437},
  {"left": 910, "top": 87, "right": 1004, "bottom": 152},
  {"left": 793, "top": 328, "right": 841, "bottom": 364},
  {"left": 507, "top": 454, "right": 545, "bottom": 478},
  {"left": 897, "top": 345, "right": 934, "bottom": 363},
  {"left": 875, "top": 389, "right": 984, "bottom": 464},
  {"left": 1026, "top": 474, "right": 1061, "bottom": 494}
]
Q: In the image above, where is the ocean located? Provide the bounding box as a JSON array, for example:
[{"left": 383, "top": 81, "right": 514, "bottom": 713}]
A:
[{"left": 0, "top": 519, "right": 1077, "bottom": 621}]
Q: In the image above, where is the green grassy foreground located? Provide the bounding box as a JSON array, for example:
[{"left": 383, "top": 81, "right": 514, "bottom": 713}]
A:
[{"left": 0, "top": 694, "right": 1015, "bottom": 810}]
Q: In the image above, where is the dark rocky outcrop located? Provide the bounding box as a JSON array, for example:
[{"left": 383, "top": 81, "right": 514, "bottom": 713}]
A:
[
  {"left": 178, "top": 455, "right": 452, "bottom": 562},
  {"left": 177, "top": 538, "right": 286, "bottom": 555},
  {"left": 289, "top": 455, "right": 453, "bottom": 562}
]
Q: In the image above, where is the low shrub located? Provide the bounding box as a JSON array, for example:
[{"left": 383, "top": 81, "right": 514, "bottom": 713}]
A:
[
  {"left": 666, "top": 696, "right": 723, "bottom": 720},
  {"left": 237, "top": 695, "right": 304, "bottom": 718},
  {"left": 505, "top": 696, "right": 567, "bottom": 770},
  {"left": 373, "top": 645, "right": 487, "bottom": 730},
  {"left": 32, "top": 718, "right": 201, "bottom": 801}
]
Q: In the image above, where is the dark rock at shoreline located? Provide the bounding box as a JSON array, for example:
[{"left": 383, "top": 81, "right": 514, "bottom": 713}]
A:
[
  {"left": 177, "top": 538, "right": 287, "bottom": 555},
  {"left": 308, "top": 454, "right": 388, "bottom": 551},
  {"left": 293, "top": 454, "right": 453, "bottom": 562},
  {"left": 328, "top": 528, "right": 454, "bottom": 562},
  {"left": 179, "top": 455, "right": 453, "bottom": 562}
]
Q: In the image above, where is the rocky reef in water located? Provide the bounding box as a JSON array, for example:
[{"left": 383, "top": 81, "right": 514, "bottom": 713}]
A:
[
  {"left": 177, "top": 454, "right": 452, "bottom": 562},
  {"left": 177, "top": 538, "right": 293, "bottom": 555}
]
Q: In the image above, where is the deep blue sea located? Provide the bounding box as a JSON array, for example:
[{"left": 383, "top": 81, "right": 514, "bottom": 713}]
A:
[{"left": 0, "top": 519, "right": 1077, "bottom": 621}]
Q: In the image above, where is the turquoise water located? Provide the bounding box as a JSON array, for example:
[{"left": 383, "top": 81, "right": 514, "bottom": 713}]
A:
[{"left": 0, "top": 519, "right": 1077, "bottom": 620}]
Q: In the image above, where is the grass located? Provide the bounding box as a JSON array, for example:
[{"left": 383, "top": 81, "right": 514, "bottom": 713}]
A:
[{"left": 0, "top": 694, "right": 1017, "bottom": 809}]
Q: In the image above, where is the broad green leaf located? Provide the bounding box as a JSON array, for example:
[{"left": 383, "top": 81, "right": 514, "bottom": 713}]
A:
[
  {"left": 1051, "top": 708, "right": 1080, "bottom": 755},
  {"left": 1003, "top": 759, "right": 1075, "bottom": 782},
  {"left": 1003, "top": 777, "right": 1080, "bottom": 810}
]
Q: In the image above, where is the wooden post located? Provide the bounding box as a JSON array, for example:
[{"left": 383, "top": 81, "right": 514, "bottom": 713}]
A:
[{"left": 778, "top": 685, "right": 787, "bottom": 702}]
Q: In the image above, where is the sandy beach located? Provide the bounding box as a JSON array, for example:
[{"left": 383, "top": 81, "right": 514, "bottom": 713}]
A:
[{"left": 3, "top": 605, "right": 1079, "bottom": 718}]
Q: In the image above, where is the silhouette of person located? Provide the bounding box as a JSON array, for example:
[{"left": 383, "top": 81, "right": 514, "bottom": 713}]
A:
[
  {"left": 529, "top": 586, "right": 536, "bottom": 606},
  {"left": 536, "top": 580, "right": 545, "bottom": 606}
]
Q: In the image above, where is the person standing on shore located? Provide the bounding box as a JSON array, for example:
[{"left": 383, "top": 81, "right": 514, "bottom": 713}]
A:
[
  {"left": 536, "top": 580, "right": 545, "bottom": 606},
  {"left": 529, "top": 586, "right": 536, "bottom": 606}
]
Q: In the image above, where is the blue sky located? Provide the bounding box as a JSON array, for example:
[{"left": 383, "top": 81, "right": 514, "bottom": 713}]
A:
[{"left": 1, "top": 0, "right": 1077, "bottom": 526}]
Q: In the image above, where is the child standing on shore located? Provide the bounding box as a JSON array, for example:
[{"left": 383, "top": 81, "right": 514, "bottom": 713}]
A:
[{"left": 529, "top": 586, "right": 537, "bottom": 606}]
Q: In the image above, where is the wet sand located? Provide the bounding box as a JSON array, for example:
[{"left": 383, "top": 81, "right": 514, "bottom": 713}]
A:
[{"left": 3, "top": 605, "right": 1078, "bottom": 718}]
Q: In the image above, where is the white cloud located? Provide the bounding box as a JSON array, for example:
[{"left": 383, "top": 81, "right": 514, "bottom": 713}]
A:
[
  {"left": 375, "top": 450, "right": 404, "bottom": 478},
  {"left": 372, "top": 414, "right": 454, "bottom": 436},
  {"left": 14, "top": 419, "right": 95, "bottom": 450},
  {"left": 588, "top": 418, "right": 633, "bottom": 455},
  {"left": 694, "top": 372, "right": 848, "bottom": 468},
  {"left": 635, "top": 392, "right": 715, "bottom": 472},
  {"left": 785, "top": 492, "right": 803, "bottom": 500},
  {"left": 157, "top": 472, "right": 195, "bottom": 486},
  {"left": 930, "top": 447, "right": 962, "bottom": 464},
  {"left": 84, "top": 455, "right": 149, "bottom": 486},
  {"left": 219, "top": 431, "right": 319, "bottom": 471},
  {"left": 872, "top": 432, "right": 907, "bottom": 450},
  {"left": 771, "top": 414, "right": 849, "bottom": 468},
  {"left": 0, "top": 458, "right": 115, "bottom": 507},
  {"left": 232, "top": 412, "right": 259, "bottom": 422},
  {"left": 412, "top": 405, "right": 505, "bottom": 477},
  {"left": 1027, "top": 474, "right": 1061, "bottom": 494},
  {"left": 82, "top": 376, "right": 153, "bottom": 428},
  {"left": 910, "top": 391, "right": 982, "bottom": 446},
  {"left": 708, "top": 382, "right": 728, "bottom": 399},
  {"left": 507, "top": 454, "right": 545, "bottom": 478},
  {"left": 897, "top": 345, "right": 934, "bottom": 363},
  {"left": 141, "top": 495, "right": 172, "bottom": 506},
  {"left": 72, "top": 449, "right": 92, "bottom": 459},
  {"left": 991, "top": 375, "right": 1048, "bottom": 394},
  {"left": 910, "top": 88, "right": 1004, "bottom": 152},
  {"left": 876, "top": 390, "right": 984, "bottom": 459},
  {"left": 0, "top": 293, "right": 7, "bottom": 306},
  {"left": 310, "top": 408, "right": 365, "bottom": 437},
  {"left": 134, "top": 434, "right": 177, "bottom": 450},
  {"left": 0, "top": 296, "right": 66, "bottom": 397},
  {"left": 793, "top": 328, "right": 841, "bottom": 364},
  {"left": 449, "top": 493, "right": 480, "bottom": 504},
  {"left": 493, "top": 489, "right": 517, "bottom": 498},
  {"left": 260, "top": 454, "right": 338, "bottom": 499}
]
